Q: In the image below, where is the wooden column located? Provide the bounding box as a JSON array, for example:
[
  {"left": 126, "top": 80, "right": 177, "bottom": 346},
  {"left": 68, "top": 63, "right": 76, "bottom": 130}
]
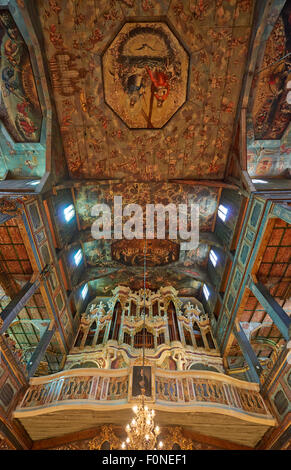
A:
[
  {"left": 80, "top": 326, "right": 89, "bottom": 348},
  {"left": 118, "top": 312, "right": 125, "bottom": 344},
  {"left": 180, "top": 323, "right": 186, "bottom": 346},
  {"left": 26, "top": 323, "right": 56, "bottom": 378},
  {"left": 248, "top": 277, "right": 291, "bottom": 341},
  {"left": 164, "top": 317, "right": 170, "bottom": 344},
  {"left": 0, "top": 279, "right": 41, "bottom": 335},
  {"left": 233, "top": 323, "right": 263, "bottom": 384},
  {"left": 92, "top": 319, "right": 100, "bottom": 346}
]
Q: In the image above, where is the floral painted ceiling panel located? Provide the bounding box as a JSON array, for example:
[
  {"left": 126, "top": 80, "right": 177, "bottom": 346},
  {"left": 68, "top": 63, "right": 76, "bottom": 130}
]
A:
[{"left": 36, "top": 0, "right": 255, "bottom": 180}]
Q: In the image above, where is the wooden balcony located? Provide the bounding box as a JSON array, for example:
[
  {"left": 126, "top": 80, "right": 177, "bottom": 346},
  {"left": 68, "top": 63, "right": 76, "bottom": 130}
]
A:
[{"left": 13, "top": 368, "right": 276, "bottom": 447}]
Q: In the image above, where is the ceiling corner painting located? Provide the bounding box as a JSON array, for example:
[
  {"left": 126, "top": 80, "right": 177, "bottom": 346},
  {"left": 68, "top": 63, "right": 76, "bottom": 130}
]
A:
[
  {"left": 252, "top": 1, "right": 291, "bottom": 141},
  {"left": 247, "top": 0, "right": 291, "bottom": 179},
  {"left": 0, "top": 10, "right": 42, "bottom": 143},
  {"left": 102, "top": 22, "right": 189, "bottom": 129}
]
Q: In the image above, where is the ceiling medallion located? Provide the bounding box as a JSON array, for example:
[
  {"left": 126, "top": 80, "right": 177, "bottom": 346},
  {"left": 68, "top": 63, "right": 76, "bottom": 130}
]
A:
[{"left": 102, "top": 22, "right": 189, "bottom": 129}]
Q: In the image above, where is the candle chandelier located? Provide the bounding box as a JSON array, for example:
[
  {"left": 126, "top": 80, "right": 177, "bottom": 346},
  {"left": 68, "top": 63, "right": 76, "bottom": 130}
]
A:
[
  {"left": 121, "top": 403, "right": 163, "bottom": 450},
  {"left": 121, "top": 240, "right": 163, "bottom": 450}
]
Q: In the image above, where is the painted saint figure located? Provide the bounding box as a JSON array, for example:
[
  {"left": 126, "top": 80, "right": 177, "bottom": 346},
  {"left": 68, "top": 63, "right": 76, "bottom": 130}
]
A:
[
  {"left": 126, "top": 72, "right": 146, "bottom": 107},
  {"left": 146, "top": 67, "right": 170, "bottom": 107}
]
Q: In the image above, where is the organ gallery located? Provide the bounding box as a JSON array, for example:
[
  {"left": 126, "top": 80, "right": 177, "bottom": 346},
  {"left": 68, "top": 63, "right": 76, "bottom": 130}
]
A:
[{"left": 0, "top": 0, "right": 290, "bottom": 453}]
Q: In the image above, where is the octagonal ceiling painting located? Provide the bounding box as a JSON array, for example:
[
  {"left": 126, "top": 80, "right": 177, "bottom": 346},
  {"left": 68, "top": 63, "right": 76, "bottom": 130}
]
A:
[{"left": 102, "top": 22, "right": 189, "bottom": 129}]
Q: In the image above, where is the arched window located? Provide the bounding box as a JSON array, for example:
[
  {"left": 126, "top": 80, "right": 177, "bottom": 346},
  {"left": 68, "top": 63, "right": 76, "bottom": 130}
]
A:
[
  {"left": 184, "top": 327, "right": 192, "bottom": 346},
  {"left": 157, "top": 332, "right": 165, "bottom": 346},
  {"left": 206, "top": 331, "right": 215, "bottom": 349},
  {"left": 96, "top": 327, "right": 105, "bottom": 345},
  {"left": 109, "top": 301, "right": 122, "bottom": 340},
  {"left": 123, "top": 332, "right": 131, "bottom": 345},
  {"left": 75, "top": 330, "right": 83, "bottom": 347},
  {"left": 100, "top": 441, "right": 110, "bottom": 450},
  {"left": 190, "top": 363, "right": 220, "bottom": 373},
  {"left": 85, "top": 321, "right": 97, "bottom": 346},
  {"left": 193, "top": 323, "right": 204, "bottom": 348},
  {"left": 152, "top": 302, "right": 159, "bottom": 316},
  {"left": 81, "top": 361, "right": 99, "bottom": 369},
  {"left": 167, "top": 301, "right": 180, "bottom": 342},
  {"left": 131, "top": 302, "right": 137, "bottom": 317},
  {"left": 134, "top": 328, "right": 154, "bottom": 349}
]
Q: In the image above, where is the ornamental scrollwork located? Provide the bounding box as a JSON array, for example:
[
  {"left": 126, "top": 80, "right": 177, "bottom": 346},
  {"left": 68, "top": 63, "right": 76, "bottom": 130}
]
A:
[
  {"left": 161, "top": 427, "right": 193, "bottom": 450},
  {"left": 89, "top": 425, "right": 121, "bottom": 450}
]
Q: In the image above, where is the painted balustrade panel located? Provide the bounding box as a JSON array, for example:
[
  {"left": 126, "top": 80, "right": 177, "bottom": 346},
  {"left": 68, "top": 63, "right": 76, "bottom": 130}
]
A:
[
  {"left": 17, "top": 370, "right": 271, "bottom": 420},
  {"left": 155, "top": 375, "right": 269, "bottom": 416},
  {"left": 19, "top": 373, "right": 129, "bottom": 408}
]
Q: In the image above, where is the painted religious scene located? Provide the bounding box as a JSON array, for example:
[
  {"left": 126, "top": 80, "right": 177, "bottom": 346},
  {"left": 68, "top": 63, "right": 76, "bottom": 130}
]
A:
[
  {"left": 102, "top": 22, "right": 189, "bottom": 129},
  {"left": 247, "top": 0, "right": 291, "bottom": 178},
  {"left": 0, "top": 10, "right": 42, "bottom": 143}
]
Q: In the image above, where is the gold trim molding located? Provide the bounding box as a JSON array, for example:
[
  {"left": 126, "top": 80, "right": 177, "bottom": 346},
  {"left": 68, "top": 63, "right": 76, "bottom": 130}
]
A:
[{"left": 88, "top": 425, "right": 121, "bottom": 450}]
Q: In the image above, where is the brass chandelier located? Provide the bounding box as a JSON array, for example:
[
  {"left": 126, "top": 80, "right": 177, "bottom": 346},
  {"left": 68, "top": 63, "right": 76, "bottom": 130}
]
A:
[
  {"left": 121, "top": 239, "right": 163, "bottom": 450},
  {"left": 121, "top": 403, "right": 163, "bottom": 450}
]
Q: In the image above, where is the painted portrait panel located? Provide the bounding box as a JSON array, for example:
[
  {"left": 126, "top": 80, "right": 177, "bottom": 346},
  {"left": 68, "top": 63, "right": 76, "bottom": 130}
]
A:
[{"left": 131, "top": 365, "right": 152, "bottom": 398}]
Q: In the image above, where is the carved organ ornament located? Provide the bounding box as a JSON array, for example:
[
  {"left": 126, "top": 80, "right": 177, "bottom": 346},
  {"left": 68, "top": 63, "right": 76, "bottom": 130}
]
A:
[{"left": 70, "top": 287, "right": 220, "bottom": 372}]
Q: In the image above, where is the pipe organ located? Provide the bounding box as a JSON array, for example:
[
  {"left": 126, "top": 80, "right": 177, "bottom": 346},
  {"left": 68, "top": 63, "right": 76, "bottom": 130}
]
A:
[{"left": 67, "top": 286, "right": 223, "bottom": 373}]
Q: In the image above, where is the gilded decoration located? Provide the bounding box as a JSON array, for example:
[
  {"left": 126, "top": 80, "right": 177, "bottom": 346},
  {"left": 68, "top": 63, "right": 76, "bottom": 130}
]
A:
[
  {"left": 102, "top": 22, "right": 189, "bottom": 129},
  {"left": 70, "top": 285, "right": 220, "bottom": 375},
  {"left": 89, "top": 425, "right": 121, "bottom": 450},
  {"left": 162, "top": 427, "right": 193, "bottom": 450}
]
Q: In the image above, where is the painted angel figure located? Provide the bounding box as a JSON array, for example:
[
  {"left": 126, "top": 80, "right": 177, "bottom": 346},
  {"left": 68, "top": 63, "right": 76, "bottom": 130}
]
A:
[
  {"left": 96, "top": 301, "right": 106, "bottom": 316},
  {"left": 172, "top": 350, "right": 186, "bottom": 371},
  {"left": 89, "top": 303, "right": 96, "bottom": 312}
]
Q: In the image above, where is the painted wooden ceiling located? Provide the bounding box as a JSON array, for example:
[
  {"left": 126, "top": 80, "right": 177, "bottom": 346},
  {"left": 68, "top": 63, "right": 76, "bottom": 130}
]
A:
[
  {"left": 69, "top": 181, "right": 219, "bottom": 296},
  {"left": 247, "top": 0, "right": 291, "bottom": 179},
  {"left": 35, "top": 0, "right": 255, "bottom": 181}
]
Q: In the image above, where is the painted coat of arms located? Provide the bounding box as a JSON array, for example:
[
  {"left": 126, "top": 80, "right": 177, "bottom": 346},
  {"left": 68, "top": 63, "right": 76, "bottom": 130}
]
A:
[{"left": 102, "top": 22, "right": 189, "bottom": 129}]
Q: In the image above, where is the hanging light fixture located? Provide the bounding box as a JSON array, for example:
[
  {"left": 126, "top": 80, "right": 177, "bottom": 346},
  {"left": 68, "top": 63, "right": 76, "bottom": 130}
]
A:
[{"left": 121, "top": 239, "right": 163, "bottom": 450}]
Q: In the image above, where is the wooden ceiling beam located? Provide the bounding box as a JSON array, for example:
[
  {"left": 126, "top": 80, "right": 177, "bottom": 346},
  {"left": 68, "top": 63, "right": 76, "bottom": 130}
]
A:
[
  {"left": 168, "top": 179, "right": 240, "bottom": 190},
  {"left": 52, "top": 179, "right": 242, "bottom": 191},
  {"left": 31, "top": 423, "right": 253, "bottom": 450}
]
